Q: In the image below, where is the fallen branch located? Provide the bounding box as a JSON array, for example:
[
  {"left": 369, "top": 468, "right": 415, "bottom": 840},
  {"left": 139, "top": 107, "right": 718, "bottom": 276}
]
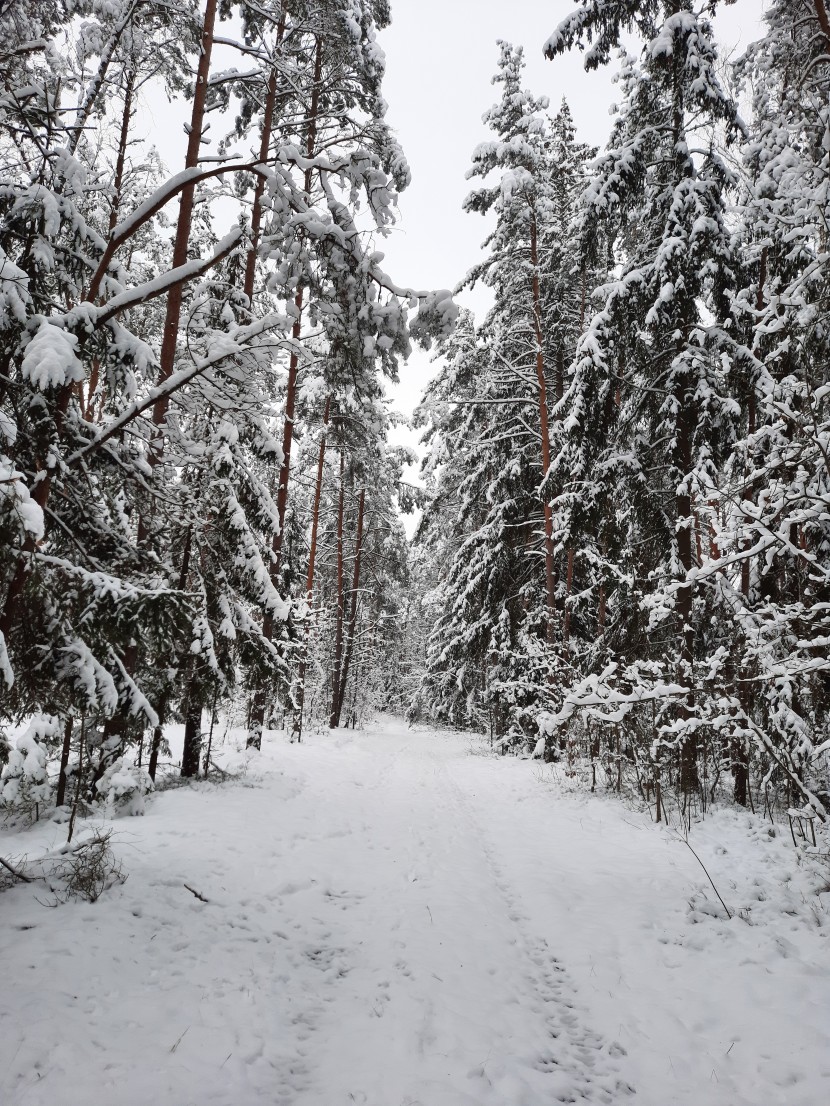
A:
[
  {"left": 0, "top": 855, "right": 32, "bottom": 883},
  {"left": 184, "top": 883, "right": 209, "bottom": 903}
]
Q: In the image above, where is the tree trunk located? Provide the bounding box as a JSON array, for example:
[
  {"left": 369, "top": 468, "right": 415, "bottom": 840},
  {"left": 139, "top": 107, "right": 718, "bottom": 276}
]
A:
[
  {"left": 329, "top": 449, "right": 346, "bottom": 728},
  {"left": 67, "top": 4, "right": 136, "bottom": 155},
  {"left": 271, "top": 35, "right": 324, "bottom": 571},
  {"left": 86, "top": 66, "right": 136, "bottom": 419},
  {"left": 181, "top": 685, "right": 203, "bottom": 778},
  {"left": 108, "top": 68, "right": 136, "bottom": 237},
  {"left": 332, "top": 486, "right": 365, "bottom": 728},
  {"left": 151, "top": 0, "right": 218, "bottom": 436},
  {"left": 813, "top": 0, "right": 830, "bottom": 43},
  {"left": 148, "top": 722, "right": 163, "bottom": 782},
  {"left": 562, "top": 545, "right": 575, "bottom": 654},
  {"left": 56, "top": 716, "right": 74, "bottom": 808},
  {"left": 741, "top": 246, "right": 766, "bottom": 599},
  {"left": 242, "top": 13, "right": 286, "bottom": 303},
  {"left": 292, "top": 395, "right": 330, "bottom": 741},
  {"left": 733, "top": 734, "right": 749, "bottom": 807},
  {"left": 676, "top": 398, "right": 698, "bottom": 802},
  {"left": 529, "top": 213, "right": 556, "bottom": 646},
  {"left": 671, "top": 41, "right": 698, "bottom": 806},
  {"left": 248, "top": 36, "right": 324, "bottom": 748},
  {"left": 148, "top": 689, "right": 172, "bottom": 783}
]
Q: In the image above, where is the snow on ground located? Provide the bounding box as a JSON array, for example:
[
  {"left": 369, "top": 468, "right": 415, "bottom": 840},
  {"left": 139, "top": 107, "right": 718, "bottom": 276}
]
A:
[{"left": 1, "top": 717, "right": 829, "bottom": 1106}]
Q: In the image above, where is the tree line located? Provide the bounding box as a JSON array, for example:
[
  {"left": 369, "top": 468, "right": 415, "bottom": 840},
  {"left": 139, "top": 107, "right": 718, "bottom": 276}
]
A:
[
  {"left": 412, "top": 1, "right": 830, "bottom": 827},
  {"left": 0, "top": 0, "right": 453, "bottom": 815},
  {"left": 2, "top": 0, "right": 828, "bottom": 834}
]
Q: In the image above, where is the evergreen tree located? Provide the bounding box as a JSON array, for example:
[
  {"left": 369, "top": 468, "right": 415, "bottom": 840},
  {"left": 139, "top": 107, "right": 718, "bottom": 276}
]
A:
[
  {"left": 543, "top": 1, "right": 746, "bottom": 812},
  {"left": 414, "top": 54, "right": 598, "bottom": 744}
]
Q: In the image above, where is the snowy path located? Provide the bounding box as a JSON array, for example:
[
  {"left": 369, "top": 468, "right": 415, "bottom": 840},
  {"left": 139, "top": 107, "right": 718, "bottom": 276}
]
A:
[
  {"left": 285, "top": 729, "right": 633, "bottom": 1106},
  {"left": 2, "top": 719, "right": 829, "bottom": 1106}
]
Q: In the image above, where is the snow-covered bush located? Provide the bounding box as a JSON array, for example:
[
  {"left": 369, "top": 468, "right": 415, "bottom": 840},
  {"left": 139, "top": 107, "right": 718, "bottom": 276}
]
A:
[
  {"left": 1, "top": 715, "right": 62, "bottom": 821},
  {"left": 94, "top": 757, "right": 153, "bottom": 816}
]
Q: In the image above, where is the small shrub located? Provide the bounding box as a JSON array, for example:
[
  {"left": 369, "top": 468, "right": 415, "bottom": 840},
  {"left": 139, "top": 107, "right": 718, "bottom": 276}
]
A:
[{"left": 49, "top": 828, "right": 125, "bottom": 903}]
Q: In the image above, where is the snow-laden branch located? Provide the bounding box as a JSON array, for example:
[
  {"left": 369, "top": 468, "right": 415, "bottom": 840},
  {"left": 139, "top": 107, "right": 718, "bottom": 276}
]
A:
[
  {"left": 94, "top": 228, "right": 243, "bottom": 326},
  {"left": 32, "top": 553, "right": 179, "bottom": 601},
  {"left": 66, "top": 311, "right": 291, "bottom": 466},
  {"left": 95, "top": 227, "right": 243, "bottom": 322}
]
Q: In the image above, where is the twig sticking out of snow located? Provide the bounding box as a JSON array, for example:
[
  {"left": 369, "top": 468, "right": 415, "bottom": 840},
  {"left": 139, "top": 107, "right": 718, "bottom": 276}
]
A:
[
  {"left": 677, "top": 834, "right": 732, "bottom": 920},
  {"left": 184, "top": 883, "right": 209, "bottom": 903},
  {"left": 169, "top": 1026, "right": 190, "bottom": 1053}
]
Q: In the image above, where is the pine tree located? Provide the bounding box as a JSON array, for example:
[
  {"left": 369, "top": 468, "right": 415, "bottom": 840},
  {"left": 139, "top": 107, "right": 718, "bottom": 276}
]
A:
[
  {"left": 413, "top": 56, "right": 598, "bottom": 744},
  {"left": 544, "top": 1, "right": 749, "bottom": 811}
]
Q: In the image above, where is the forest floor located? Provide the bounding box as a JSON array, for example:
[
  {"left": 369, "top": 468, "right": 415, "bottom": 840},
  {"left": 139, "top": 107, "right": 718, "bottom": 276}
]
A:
[{"left": 1, "top": 717, "right": 829, "bottom": 1106}]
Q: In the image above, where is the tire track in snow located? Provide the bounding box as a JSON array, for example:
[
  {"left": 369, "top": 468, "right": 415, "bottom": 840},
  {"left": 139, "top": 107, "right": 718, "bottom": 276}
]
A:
[{"left": 442, "top": 762, "right": 636, "bottom": 1104}]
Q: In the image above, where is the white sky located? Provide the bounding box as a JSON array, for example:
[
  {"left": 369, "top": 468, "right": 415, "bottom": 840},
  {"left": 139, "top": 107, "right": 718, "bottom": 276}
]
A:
[
  {"left": 379, "top": 1, "right": 617, "bottom": 418},
  {"left": 376, "top": 0, "right": 764, "bottom": 421}
]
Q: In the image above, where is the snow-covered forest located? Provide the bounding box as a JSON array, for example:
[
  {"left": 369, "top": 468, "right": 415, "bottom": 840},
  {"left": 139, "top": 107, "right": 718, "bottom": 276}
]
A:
[{"left": 1, "top": 1, "right": 829, "bottom": 1104}]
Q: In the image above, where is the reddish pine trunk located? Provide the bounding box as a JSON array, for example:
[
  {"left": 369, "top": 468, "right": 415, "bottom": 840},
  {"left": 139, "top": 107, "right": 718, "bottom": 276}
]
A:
[
  {"left": 108, "top": 69, "right": 135, "bottom": 237},
  {"left": 151, "top": 0, "right": 218, "bottom": 433},
  {"left": 271, "top": 36, "right": 324, "bottom": 570},
  {"left": 329, "top": 450, "right": 346, "bottom": 728},
  {"left": 243, "top": 15, "right": 286, "bottom": 303},
  {"left": 248, "top": 37, "right": 324, "bottom": 748},
  {"left": 134, "top": 0, "right": 217, "bottom": 572},
  {"left": 814, "top": 0, "right": 830, "bottom": 42},
  {"left": 332, "top": 486, "right": 365, "bottom": 728},
  {"left": 292, "top": 396, "right": 331, "bottom": 741}
]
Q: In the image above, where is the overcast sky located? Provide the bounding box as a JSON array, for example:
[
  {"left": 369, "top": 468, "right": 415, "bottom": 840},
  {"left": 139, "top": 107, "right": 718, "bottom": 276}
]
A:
[{"left": 376, "top": 0, "right": 765, "bottom": 422}]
